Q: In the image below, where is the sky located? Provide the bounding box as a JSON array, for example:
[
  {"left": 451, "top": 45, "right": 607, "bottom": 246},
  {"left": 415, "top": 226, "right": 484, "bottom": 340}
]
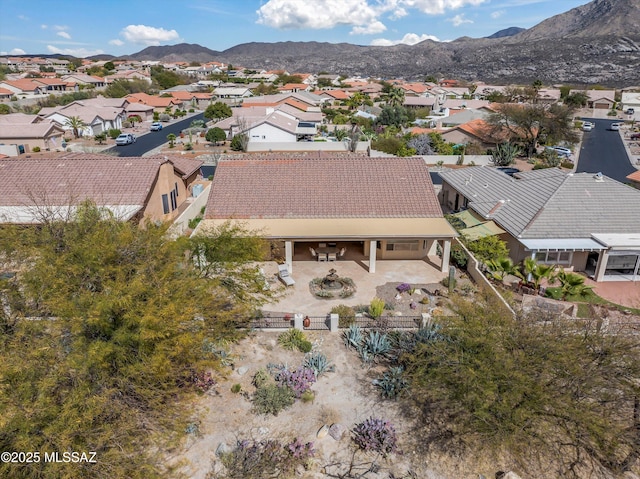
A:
[{"left": 0, "top": 0, "right": 590, "bottom": 58}]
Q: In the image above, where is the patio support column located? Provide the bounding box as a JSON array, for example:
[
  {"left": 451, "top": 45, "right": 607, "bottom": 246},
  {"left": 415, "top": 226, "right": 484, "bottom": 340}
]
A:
[
  {"left": 440, "top": 239, "right": 451, "bottom": 273},
  {"left": 594, "top": 249, "right": 609, "bottom": 282},
  {"left": 285, "top": 240, "right": 293, "bottom": 273},
  {"left": 369, "top": 240, "right": 377, "bottom": 273}
]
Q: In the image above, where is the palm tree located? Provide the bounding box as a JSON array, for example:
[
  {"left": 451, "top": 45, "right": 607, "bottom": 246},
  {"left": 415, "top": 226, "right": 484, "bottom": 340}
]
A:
[
  {"left": 553, "top": 270, "right": 594, "bottom": 300},
  {"left": 64, "top": 116, "right": 86, "bottom": 139},
  {"left": 520, "top": 257, "right": 555, "bottom": 293},
  {"left": 385, "top": 87, "right": 405, "bottom": 107},
  {"left": 485, "top": 257, "right": 517, "bottom": 281}
]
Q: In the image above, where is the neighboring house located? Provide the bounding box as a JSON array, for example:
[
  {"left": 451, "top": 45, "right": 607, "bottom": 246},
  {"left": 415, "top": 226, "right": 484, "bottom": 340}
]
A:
[
  {"left": 627, "top": 170, "right": 640, "bottom": 189},
  {"left": 403, "top": 96, "right": 435, "bottom": 110},
  {"left": 38, "top": 101, "right": 127, "bottom": 136},
  {"left": 278, "top": 83, "right": 312, "bottom": 93},
  {"left": 212, "top": 86, "right": 252, "bottom": 101},
  {"left": 0, "top": 79, "right": 45, "bottom": 96},
  {"left": 570, "top": 89, "right": 616, "bottom": 109},
  {"left": 30, "top": 78, "right": 72, "bottom": 92},
  {"left": 61, "top": 73, "right": 106, "bottom": 89},
  {"left": 105, "top": 70, "right": 152, "bottom": 84},
  {"left": 440, "top": 119, "right": 510, "bottom": 150},
  {"left": 0, "top": 154, "right": 203, "bottom": 224},
  {"left": 536, "top": 88, "right": 562, "bottom": 104},
  {"left": 318, "top": 89, "right": 351, "bottom": 104},
  {"left": 126, "top": 92, "right": 184, "bottom": 112},
  {"left": 621, "top": 91, "right": 640, "bottom": 113},
  {"left": 439, "top": 166, "right": 640, "bottom": 282},
  {"left": 0, "top": 114, "right": 64, "bottom": 153},
  {"left": 0, "top": 87, "right": 15, "bottom": 101},
  {"left": 440, "top": 108, "right": 492, "bottom": 127},
  {"left": 198, "top": 155, "right": 456, "bottom": 274},
  {"left": 233, "top": 109, "right": 315, "bottom": 143}
]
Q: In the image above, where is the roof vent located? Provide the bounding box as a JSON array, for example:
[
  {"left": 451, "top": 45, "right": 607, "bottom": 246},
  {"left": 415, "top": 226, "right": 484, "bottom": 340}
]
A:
[{"left": 593, "top": 172, "right": 604, "bottom": 182}]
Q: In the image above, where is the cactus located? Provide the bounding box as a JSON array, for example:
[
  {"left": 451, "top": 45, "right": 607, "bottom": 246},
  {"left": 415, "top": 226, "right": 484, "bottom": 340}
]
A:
[
  {"left": 304, "top": 352, "right": 335, "bottom": 377},
  {"left": 352, "top": 417, "right": 398, "bottom": 456},
  {"left": 343, "top": 324, "right": 363, "bottom": 349},
  {"left": 375, "top": 366, "right": 408, "bottom": 399}
]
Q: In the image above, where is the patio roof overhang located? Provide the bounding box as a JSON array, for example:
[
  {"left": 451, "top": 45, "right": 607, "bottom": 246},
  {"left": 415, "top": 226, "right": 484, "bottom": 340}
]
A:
[
  {"left": 591, "top": 233, "right": 640, "bottom": 250},
  {"left": 520, "top": 238, "right": 607, "bottom": 252},
  {"left": 198, "top": 217, "right": 457, "bottom": 240}
]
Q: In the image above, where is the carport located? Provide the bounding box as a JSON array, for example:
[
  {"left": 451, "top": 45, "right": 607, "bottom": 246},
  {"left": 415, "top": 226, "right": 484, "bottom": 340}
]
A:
[{"left": 592, "top": 234, "right": 640, "bottom": 282}]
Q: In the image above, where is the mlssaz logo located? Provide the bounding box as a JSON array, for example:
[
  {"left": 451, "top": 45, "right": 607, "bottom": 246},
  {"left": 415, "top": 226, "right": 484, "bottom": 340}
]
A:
[{"left": 44, "top": 452, "right": 97, "bottom": 463}]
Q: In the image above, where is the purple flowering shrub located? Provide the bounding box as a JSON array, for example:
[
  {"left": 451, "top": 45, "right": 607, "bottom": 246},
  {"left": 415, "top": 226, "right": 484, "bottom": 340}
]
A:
[
  {"left": 352, "top": 417, "right": 398, "bottom": 456},
  {"left": 276, "top": 366, "right": 316, "bottom": 398},
  {"left": 396, "top": 282, "right": 411, "bottom": 294}
]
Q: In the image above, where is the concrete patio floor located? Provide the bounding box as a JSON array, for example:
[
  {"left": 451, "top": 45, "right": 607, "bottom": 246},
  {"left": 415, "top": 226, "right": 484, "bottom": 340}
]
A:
[
  {"left": 261, "top": 258, "right": 447, "bottom": 316},
  {"left": 590, "top": 279, "right": 640, "bottom": 310}
]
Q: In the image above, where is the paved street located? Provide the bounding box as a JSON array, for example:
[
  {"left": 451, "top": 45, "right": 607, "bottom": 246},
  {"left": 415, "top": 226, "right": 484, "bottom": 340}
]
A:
[
  {"left": 576, "top": 117, "right": 636, "bottom": 183},
  {"left": 105, "top": 112, "right": 205, "bottom": 157}
]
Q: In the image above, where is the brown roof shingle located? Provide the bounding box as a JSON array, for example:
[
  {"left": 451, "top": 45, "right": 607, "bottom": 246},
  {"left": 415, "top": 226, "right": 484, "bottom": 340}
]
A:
[{"left": 206, "top": 156, "right": 443, "bottom": 219}]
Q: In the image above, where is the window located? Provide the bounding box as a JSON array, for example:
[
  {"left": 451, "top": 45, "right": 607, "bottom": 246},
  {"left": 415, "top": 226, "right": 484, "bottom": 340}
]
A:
[
  {"left": 534, "top": 251, "right": 572, "bottom": 265},
  {"left": 174, "top": 182, "right": 179, "bottom": 197},
  {"left": 161, "top": 194, "right": 169, "bottom": 214},
  {"left": 170, "top": 190, "right": 177, "bottom": 211},
  {"left": 386, "top": 240, "right": 419, "bottom": 252}
]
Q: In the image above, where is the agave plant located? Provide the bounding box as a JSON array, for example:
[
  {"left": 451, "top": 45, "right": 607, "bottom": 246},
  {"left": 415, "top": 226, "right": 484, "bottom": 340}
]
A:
[
  {"left": 375, "top": 366, "right": 408, "bottom": 399},
  {"left": 343, "top": 324, "right": 363, "bottom": 350},
  {"left": 304, "top": 352, "right": 335, "bottom": 377},
  {"left": 362, "top": 330, "right": 391, "bottom": 361}
]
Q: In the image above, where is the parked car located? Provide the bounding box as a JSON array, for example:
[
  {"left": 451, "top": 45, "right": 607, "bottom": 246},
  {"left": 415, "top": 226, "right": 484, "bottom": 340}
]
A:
[
  {"left": 115, "top": 133, "right": 136, "bottom": 145},
  {"left": 546, "top": 146, "right": 572, "bottom": 158},
  {"left": 630, "top": 133, "right": 640, "bottom": 140},
  {"left": 582, "top": 122, "right": 593, "bottom": 132},
  {"left": 626, "top": 108, "right": 635, "bottom": 115},
  {"left": 609, "top": 122, "right": 622, "bottom": 131},
  {"left": 150, "top": 122, "right": 163, "bottom": 131}
]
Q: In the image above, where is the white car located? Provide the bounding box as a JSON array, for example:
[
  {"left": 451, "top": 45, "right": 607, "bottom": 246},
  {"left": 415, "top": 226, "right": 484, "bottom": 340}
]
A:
[
  {"left": 582, "top": 122, "right": 593, "bottom": 132},
  {"left": 115, "top": 133, "right": 136, "bottom": 145},
  {"left": 546, "top": 146, "right": 572, "bottom": 158},
  {"left": 609, "top": 122, "right": 622, "bottom": 131}
]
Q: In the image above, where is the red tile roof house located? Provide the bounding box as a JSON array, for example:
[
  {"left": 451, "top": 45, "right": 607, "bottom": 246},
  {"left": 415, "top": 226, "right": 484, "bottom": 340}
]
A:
[
  {"left": 0, "top": 114, "right": 65, "bottom": 154},
  {"left": 197, "top": 155, "right": 457, "bottom": 274},
  {"left": 0, "top": 154, "right": 203, "bottom": 224},
  {"left": 126, "top": 92, "right": 184, "bottom": 113}
]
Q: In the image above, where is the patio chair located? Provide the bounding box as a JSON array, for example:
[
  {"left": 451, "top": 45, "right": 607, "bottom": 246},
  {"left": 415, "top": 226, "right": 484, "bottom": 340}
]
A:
[
  {"left": 277, "top": 263, "right": 295, "bottom": 286},
  {"left": 338, "top": 247, "right": 347, "bottom": 259},
  {"left": 309, "top": 247, "right": 317, "bottom": 258},
  {"left": 327, "top": 252, "right": 337, "bottom": 262},
  {"left": 317, "top": 253, "right": 327, "bottom": 262}
]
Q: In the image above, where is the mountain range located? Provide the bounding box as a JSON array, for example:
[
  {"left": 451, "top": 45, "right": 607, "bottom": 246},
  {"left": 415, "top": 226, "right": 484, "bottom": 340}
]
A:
[{"left": 105, "top": 0, "right": 640, "bottom": 86}]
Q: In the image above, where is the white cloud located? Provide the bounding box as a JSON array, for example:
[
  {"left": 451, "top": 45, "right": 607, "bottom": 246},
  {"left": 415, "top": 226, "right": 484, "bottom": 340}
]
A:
[
  {"left": 256, "top": 0, "right": 381, "bottom": 31},
  {"left": 449, "top": 14, "right": 473, "bottom": 26},
  {"left": 351, "top": 21, "right": 387, "bottom": 35},
  {"left": 53, "top": 25, "right": 69, "bottom": 31},
  {"left": 41, "top": 24, "right": 48, "bottom": 29},
  {"left": 18, "top": 14, "right": 29, "bottom": 21},
  {"left": 57, "top": 31, "right": 72, "bottom": 39},
  {"left": 406, "top": 0, "right": 487, "bottom": 15},
  {"left": 491, "top": 10, "right": 506, "bottom": 18},
  {"left": 9, "top": 48, "right": 26, "bottom": 55},
  {"left": 121, "top": 24, "right": 180, "bottom": 45},
  {"left": 371, "top": 32, "right": 440, "bottom": 46},
  {"left": 256, "top": 0, "right": 488, "bottom": 35},
  {"left": 46, "top": 45, "right": 105, "bottom": 57},
  {"left": 109, "top": 38, "right": 124, "bottom": 46}
]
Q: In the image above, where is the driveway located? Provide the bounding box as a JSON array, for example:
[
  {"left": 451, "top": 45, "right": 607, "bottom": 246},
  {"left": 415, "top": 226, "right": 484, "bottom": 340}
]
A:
[
  {"left": 576, "top": 117, "right": 635, "bottom": 183},
  {"left": 105, "top": 112, "right": 205, "bottom": 157}
]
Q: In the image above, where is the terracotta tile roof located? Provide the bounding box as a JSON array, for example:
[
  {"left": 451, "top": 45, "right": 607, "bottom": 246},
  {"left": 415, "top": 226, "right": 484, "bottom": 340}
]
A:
[
  {"left": 627, "top": 170, "right": 640, "bottom": 183},
  {"left": 126, "top": 92, "right": 181, "bottom": 108},
  {"left": 0, "top": 88, "right": 13, "bottom": 95},
  {"left": 205, "top": 156, "right": 443, "bottom": 219},
  {"left": 0, "top": 154, "right": 201, "bottom": 212},
  {"left": 321, "top": 90, "right": 350, "bottom": 100},
  {"left": 2, "top": 79, "right": 40, "bottom": 91},
  {"left": 455, "top": 119, "right": 511, "bottom": 143}
]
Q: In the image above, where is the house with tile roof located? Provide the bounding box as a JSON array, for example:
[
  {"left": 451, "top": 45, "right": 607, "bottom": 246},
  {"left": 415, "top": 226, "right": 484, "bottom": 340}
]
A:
[
  {"left": 0, "top": 153, "right": 203, "bottom": 224},
  {"left": 126, "top": 92, "right": 184, "bottom": 112},
  {"left": 0, "top": 79, "right": 46, "bottom": 96},
  {"left": 38, "top": 101, "right": 127, "bottom": 137},
  {"left": 569, "top": 89, "right": 616, "bottom": 109},
  {"left": 440, "top": 119, "right": 510, "bottom": 149},
  {"left": 198, "top": 155, "right": 456, "bottom": 274},
  {"left": 0, "top": 114, "right": 65, "bottom": 154},
  {"left": 439, "top": 166, "right": 640, "bottom": 281}
]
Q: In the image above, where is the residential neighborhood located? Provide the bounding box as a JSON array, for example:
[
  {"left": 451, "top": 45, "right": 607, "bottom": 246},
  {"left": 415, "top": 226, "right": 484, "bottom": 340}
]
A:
[{"left": 2, "top": 4, "right": 640, "bottom": 476}]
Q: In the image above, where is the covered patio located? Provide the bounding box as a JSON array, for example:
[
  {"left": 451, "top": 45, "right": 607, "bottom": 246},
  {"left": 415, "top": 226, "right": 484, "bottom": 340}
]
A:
[{"left": 260, "top": 258, "right": 447, "bottom": 316}]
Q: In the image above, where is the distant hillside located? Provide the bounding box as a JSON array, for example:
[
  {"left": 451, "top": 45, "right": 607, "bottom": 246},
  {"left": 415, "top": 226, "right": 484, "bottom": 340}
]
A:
[
  {"left": 125, "top": 43, "right": 221, "bottom": 63},
  {"left": 486, "top": 27, "right": 525, "bottom": 39}
]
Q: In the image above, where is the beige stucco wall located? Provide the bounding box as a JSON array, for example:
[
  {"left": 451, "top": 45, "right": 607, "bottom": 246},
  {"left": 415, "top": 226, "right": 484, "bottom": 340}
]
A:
[
  {"left": 0, "top": 133, "right": 65, "bottom": 153},
  {"left": 142, "top": 162, "right": 189, "bottom": 222}
]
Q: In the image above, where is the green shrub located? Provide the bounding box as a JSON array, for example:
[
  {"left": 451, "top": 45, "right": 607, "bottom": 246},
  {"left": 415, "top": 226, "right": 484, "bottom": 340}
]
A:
[
  {"left": 369, "top": 297, "right": 386, "bottom": 319},
  {"left": 298, "top": 340, "right": 313, "bottom": 353},
  {"left": 252, "top": 368, "right": 270, "bottom": 389},
  {"left": 331, "top": 304, "right": 356, "bottom": 327},
  {"left": 108, "top": 128, "right": 121, "bottom": 139},
  {"left": 560, "top": 161, "right": 574, "bottom": 169},
  {"left": 32, "top": 146, "right": 41, "bottom": 152},
  {"left": 466, "top": 236, "right": 509, "bottom": 264},
  {"left": 450, "top": 243, "right": 468, "bottom": 269},
  {"left": 300, "top": 390, "right": 315, "bottom": 403},
  {"left": 277, "top": 328, "right": 310, "bottom": 352},
  {"left": 252, "top": 384, "right": 295, "bottom": 416},
  {"left": 231, "top": 383, "right": 242, "bottom": 394}
]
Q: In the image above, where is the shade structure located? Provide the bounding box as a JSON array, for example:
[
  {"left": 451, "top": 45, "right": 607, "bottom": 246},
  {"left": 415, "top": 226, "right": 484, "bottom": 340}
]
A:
[
  {"left": 460, "top": 220, "right": 506, "bottom": 240},
  {"left": 451, "top": 209, "right": 484, "bottom": 228}
]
